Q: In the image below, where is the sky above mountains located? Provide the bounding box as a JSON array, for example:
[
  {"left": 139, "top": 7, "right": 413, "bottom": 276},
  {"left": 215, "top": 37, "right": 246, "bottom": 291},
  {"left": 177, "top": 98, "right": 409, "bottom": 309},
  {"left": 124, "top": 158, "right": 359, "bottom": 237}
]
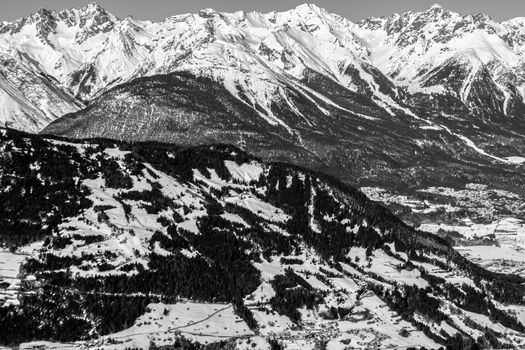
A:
[{"left": 1, "top": 0, "right": 524, "bottom": 22}]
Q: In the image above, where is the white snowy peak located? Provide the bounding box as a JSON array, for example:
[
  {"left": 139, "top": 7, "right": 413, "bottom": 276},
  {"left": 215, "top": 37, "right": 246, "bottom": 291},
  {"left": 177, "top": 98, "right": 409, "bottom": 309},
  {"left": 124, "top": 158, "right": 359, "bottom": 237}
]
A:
[{"left": 3, "top": 3, "right": 525, "bottom": 132}]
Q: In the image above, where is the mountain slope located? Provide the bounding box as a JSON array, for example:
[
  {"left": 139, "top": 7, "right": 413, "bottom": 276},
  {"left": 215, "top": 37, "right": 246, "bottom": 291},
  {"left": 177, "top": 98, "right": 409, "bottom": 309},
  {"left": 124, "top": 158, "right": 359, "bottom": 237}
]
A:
[
  {"left": 355, "top": 5, "right": 525, "bottom": 148},
  {"left": 0, "top": 3, "right": 401, "bottom": 133},
  {"left": 36, "top": 4, "right": 525, "bottom": 256},
  {"left": 2, "top": 128, "right": 525, "bottom": 349},
  {"left": 42, "top": 70, "right": 525, "bottom": 196},
  {"left": 357, "top": 5, "right": 525, "bottom": 113},
  {"left": 3, "top": 3, "right": 525, "bottom": 186},
  {"left": 0, "top": 54, "right": 82, "bottom": 132},
  {"left": 42, "top": 71, "right": 437, "bottom": 186},
  {"left": 6, "top": 3, "right": 525, "bottom": 135}
]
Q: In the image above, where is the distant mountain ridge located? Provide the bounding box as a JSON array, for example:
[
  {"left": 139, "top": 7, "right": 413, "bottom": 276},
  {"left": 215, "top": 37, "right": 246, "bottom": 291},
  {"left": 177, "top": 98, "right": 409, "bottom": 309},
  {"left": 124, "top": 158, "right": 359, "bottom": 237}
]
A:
[{"left": 2, "top": 3, "right": 525, "bottom": 132}]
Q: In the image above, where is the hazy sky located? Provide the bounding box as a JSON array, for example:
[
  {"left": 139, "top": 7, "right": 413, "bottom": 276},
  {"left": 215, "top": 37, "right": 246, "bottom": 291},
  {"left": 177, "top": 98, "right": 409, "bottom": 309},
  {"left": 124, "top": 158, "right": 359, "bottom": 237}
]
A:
[{"left": 1, "top": 0, "right": 524, "bottom": 23}]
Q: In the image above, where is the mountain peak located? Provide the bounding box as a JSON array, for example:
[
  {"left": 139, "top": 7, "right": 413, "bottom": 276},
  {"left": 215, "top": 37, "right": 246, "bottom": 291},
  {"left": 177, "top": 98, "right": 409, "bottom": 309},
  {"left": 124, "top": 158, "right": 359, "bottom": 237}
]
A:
[
  {"left": 35, "top": 8, "right": 54, "bottom": 17},
  {"left": 292, "top": 3, "right": 326, "bottom": 15},
  {"left": 76, "top": 2, "right": 112, "bottom": 19},
  {"left": 198, "top": 8, "right": 218, "bottom": 17},
  {"left": 421, "top": 3, "right": 455, "bottom": 18},
  {"left": 24, "top": 2, "right": 112, "bottom": 26},
  {"left": 29, "top": 7, "right": 56, "bottom": 23},
  {"left": 84, "top": 1, "right": 103, "bottom": 10}
]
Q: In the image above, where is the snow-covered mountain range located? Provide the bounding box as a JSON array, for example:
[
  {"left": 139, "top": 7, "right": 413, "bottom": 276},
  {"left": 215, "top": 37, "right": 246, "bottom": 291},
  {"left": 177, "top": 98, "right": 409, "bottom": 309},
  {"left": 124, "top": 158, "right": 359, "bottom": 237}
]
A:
[{"left": 2, "top": 3, "right": 525, "bottom": 133}]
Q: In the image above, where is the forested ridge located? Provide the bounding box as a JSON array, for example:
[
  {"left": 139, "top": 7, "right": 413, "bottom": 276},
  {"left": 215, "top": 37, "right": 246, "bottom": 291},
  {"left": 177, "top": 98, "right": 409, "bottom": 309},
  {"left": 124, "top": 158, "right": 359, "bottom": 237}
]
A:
[{"left": 1, "top": 128, "right": 525, "bottom": 349}]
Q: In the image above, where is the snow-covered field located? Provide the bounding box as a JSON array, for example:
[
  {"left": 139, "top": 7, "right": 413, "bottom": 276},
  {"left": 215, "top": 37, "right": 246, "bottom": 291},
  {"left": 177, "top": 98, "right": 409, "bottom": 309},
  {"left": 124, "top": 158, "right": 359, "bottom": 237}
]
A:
[
  {"left": 420, "top": 217, "right": 525, "bottom": 241},
  {"left": 18, "top": 242, "right": 452, "bottom": 350},
  {"left": 84, "top": 302, "right": 254, "bottom": 349},
  {"left": 0, "top": 250, "right": 28, "bottom": 306},
  {"left": 224, "top": 193, "right": 290, "bottom": 223},
  {"left": 243, "top": 246, "right": 444, "bottom": 350},
  {"left": 455, "top": 245, "right": 525, "bottom": 276},
  {"left": 348, "top": 247, "right": 429, "bottom": 288}
]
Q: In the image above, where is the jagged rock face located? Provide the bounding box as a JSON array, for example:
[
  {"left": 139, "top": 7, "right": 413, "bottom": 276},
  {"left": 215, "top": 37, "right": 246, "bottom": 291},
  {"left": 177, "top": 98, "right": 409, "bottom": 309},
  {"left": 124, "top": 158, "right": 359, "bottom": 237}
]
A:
[
  {"left": 0, "top": 3, "right": 116, "bottom": 131},
  {"left": 3, "top": 3, "right": 525, "bottom": 132},
  {"left": 0, "top": 54, "right": 82, "bottom": 132},
  {"left": 355, "top": 5, "right": 525, "bottom": 121}
]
